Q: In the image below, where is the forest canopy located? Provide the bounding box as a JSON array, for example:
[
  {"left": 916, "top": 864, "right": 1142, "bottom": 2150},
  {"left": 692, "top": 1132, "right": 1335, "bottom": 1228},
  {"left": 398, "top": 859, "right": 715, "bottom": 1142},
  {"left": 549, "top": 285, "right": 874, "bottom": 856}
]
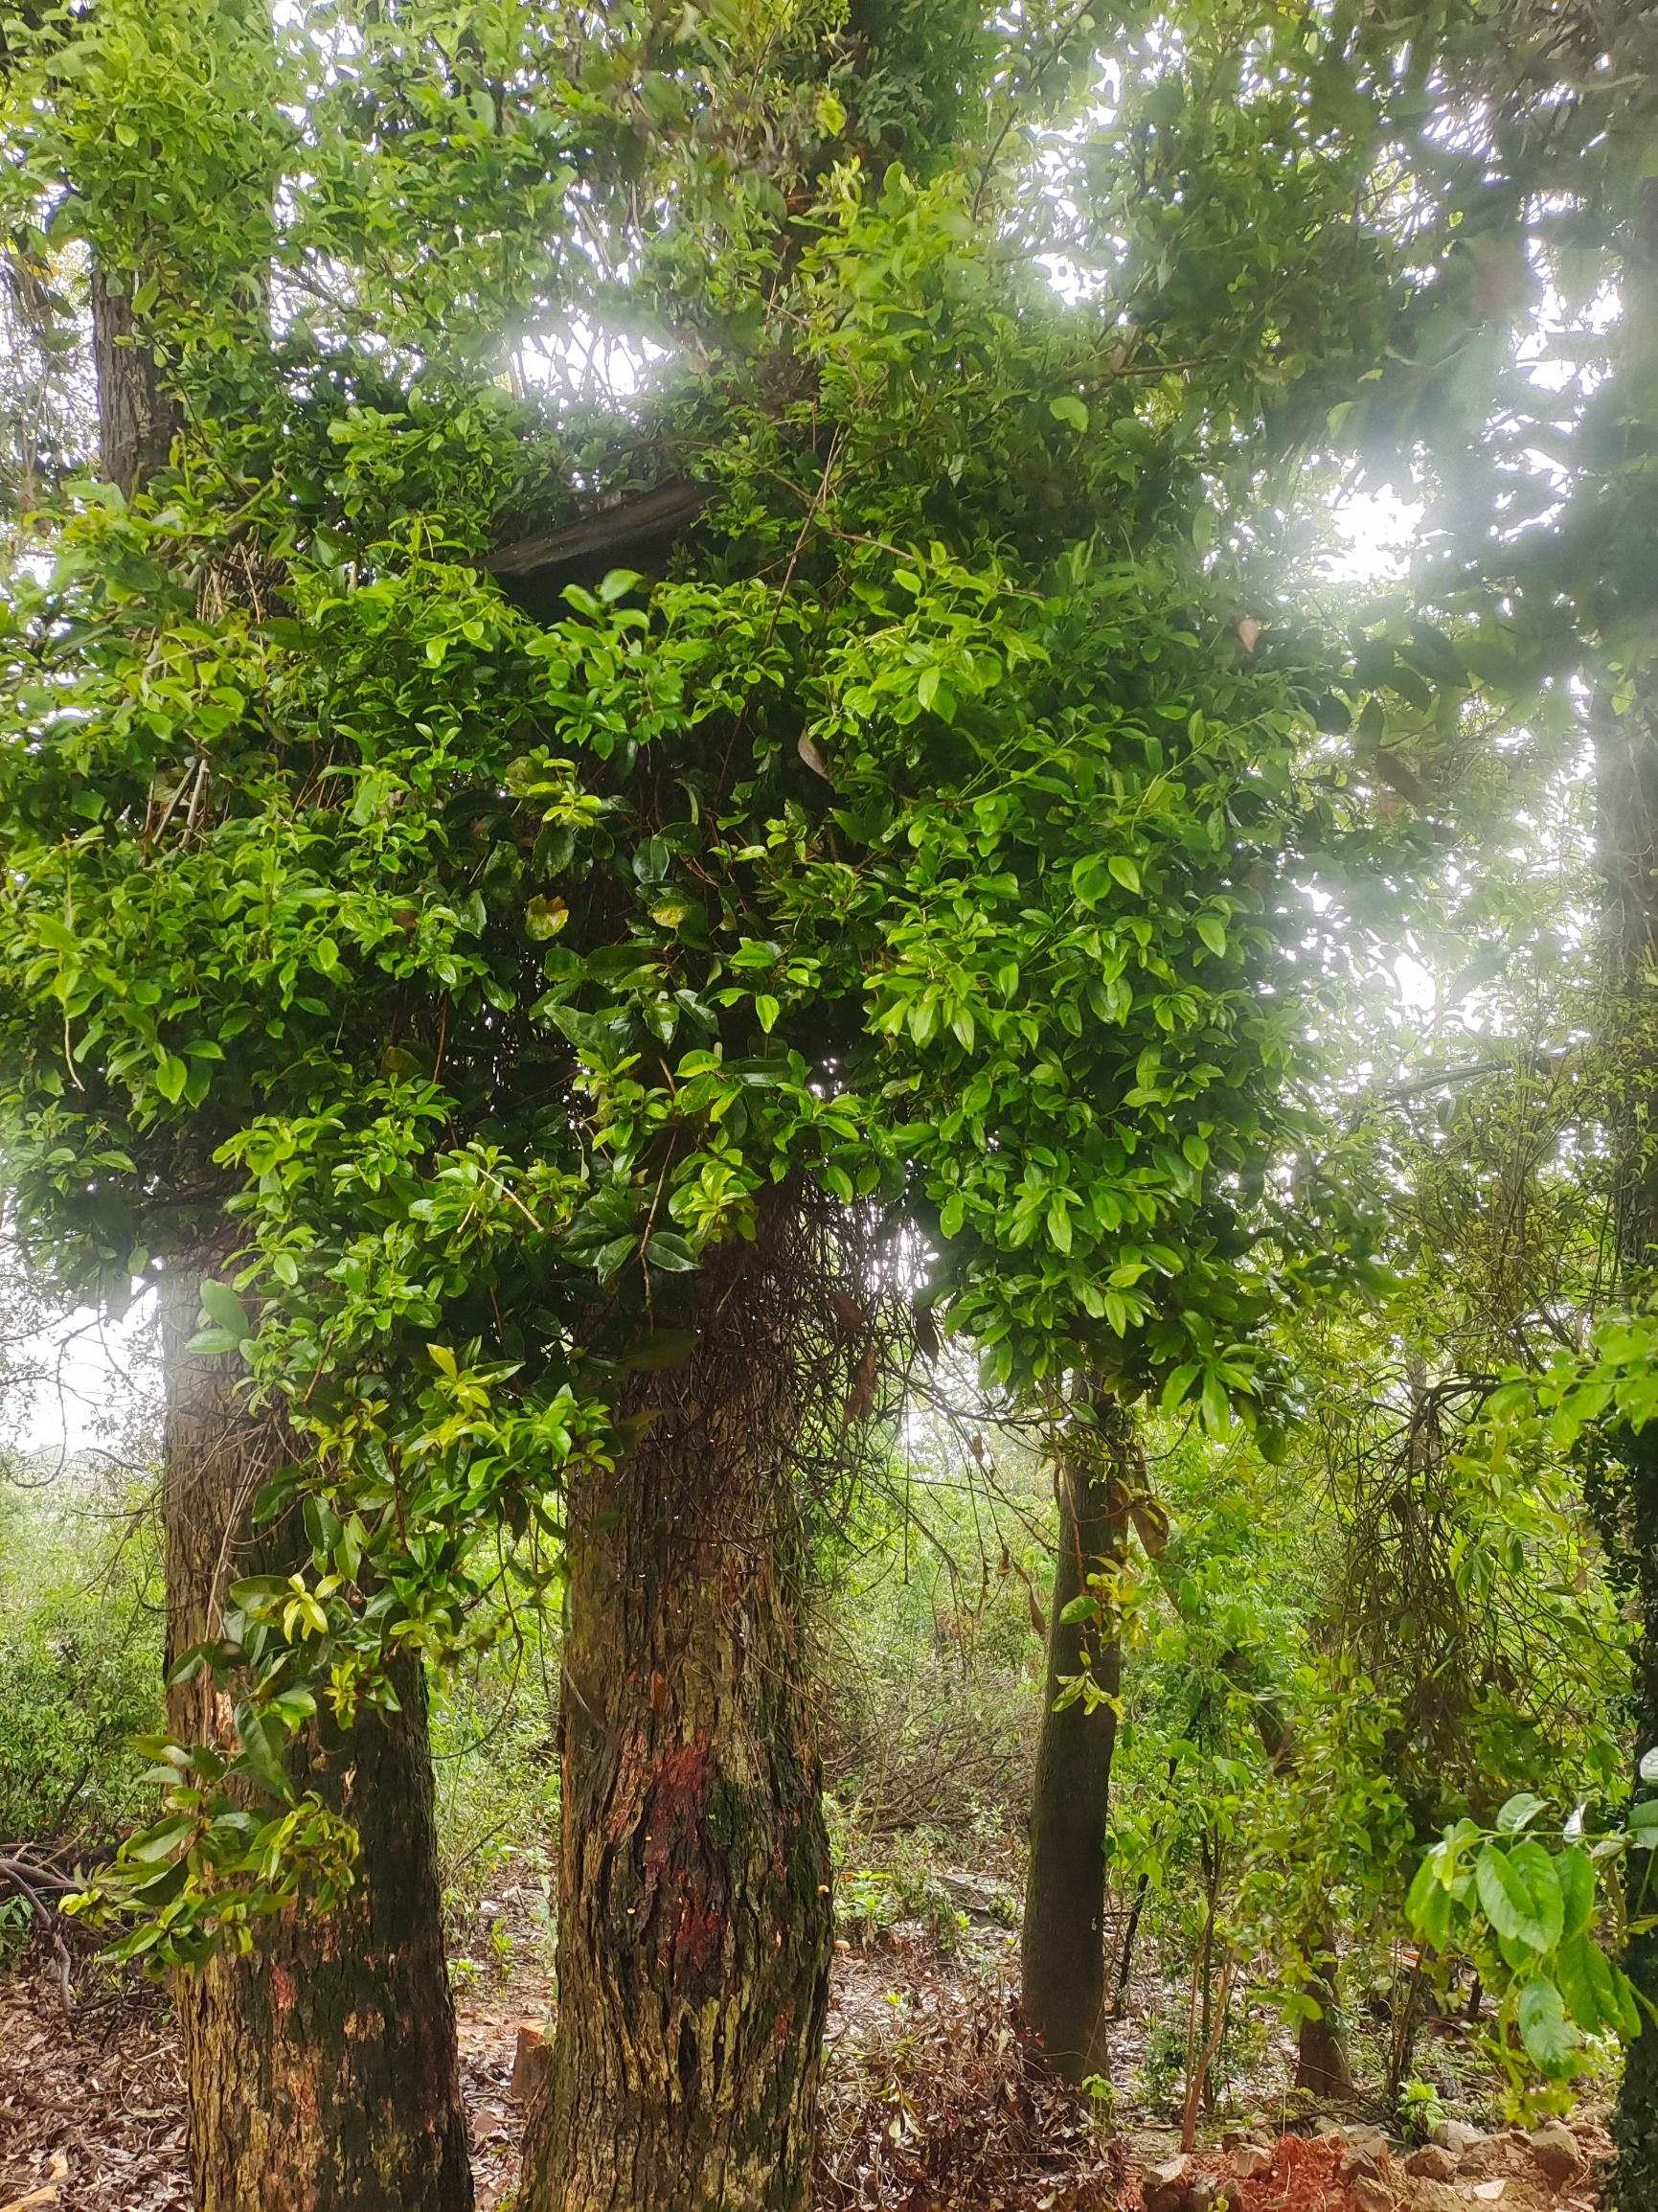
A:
[{"left": 0, "top": 0, "right": 1656, "bottom": 2208}]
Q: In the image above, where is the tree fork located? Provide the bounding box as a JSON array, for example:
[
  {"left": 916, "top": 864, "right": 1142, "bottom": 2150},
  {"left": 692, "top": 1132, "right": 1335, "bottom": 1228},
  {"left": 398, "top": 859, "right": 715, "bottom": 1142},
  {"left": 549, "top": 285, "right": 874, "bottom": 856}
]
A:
[
  {"left": 161, "top": 1266, "right": 473, "bottom": 2212},
  {"left": 1021, "top": 1392, "right": 1132, "bottom": 2084},
  {"left": 521, "top": 1216, "right": 834, "bottom": 2212}
]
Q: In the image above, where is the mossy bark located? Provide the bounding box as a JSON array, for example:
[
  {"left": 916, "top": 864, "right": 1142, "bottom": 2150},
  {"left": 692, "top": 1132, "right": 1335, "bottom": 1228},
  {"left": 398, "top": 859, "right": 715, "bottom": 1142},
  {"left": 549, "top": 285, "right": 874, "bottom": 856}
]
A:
[
  {"left": 161, "top": 1266, "right": 473, "bottom": 2212},
  {"left": 1021, "top": 1401, "right": 1128, "bottom": 2084},
  {"left": 520, "top": 1225, "right": 833, "bottom": 2212}
]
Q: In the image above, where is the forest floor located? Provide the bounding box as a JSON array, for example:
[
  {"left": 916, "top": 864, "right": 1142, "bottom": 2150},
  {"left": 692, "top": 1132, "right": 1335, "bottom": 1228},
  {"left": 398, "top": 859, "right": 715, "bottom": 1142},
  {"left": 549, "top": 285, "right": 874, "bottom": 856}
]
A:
[{"left": 0, "top": 1866, "right": 1620, "bottom": 2212}]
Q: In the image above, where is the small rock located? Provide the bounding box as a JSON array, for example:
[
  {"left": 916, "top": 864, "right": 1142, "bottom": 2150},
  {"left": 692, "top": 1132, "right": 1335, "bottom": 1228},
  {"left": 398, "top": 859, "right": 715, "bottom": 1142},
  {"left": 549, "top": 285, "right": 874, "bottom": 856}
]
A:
[
  {"left": 1432, "top": 2123, "right": 1485, "bottom": 2157},
  {"left": 1406, "top": 2180, "right": 1466, "bottom": 2212},
  {"left": 1342, "top": 2148, "right": 1381, "bottom": 2183},
  {"left": 1469, "top": 2180, "right": 1507, "bottom": 2202},
  {"left": 1351, "top": 2178, "right": 1394, "bottom": 2212},
  {"left": 1404, "top": 2146, "right": 1458, "bottom": 2183},
  {"left": 510, "top": 2020, "right": 550, "bottom": 2106},
  {"left": 1143, "top": 2154, "right": 1192, "bottom": 2212},
  {"left": 1190, "top": 2174, "right": 1230, "bottom": 2212},
  {"left": 1230, "top": 2145, "right": 1274, "bottom": 2180},
  {"left": 1528, "top": 2124, "right": 1581, "bottom": 2192},
  {"left": 1457, "top": 2140, "right": 1507, "bottom": 2181},
  {"left": 1312, "top": 2117, "right": 1347, "bottom": 2139}
]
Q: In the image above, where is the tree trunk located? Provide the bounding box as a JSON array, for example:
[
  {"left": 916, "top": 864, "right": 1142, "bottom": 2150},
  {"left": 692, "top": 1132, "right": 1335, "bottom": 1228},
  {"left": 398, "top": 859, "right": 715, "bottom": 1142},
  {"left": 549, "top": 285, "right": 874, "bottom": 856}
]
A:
[
  {"left": 520, "top": 1215, "right": 834, "bottom": 2212},
  {"left": 91, "top": 264, "right": 178, "bottom": 496},
  {"left": 1020, "top": 1396, "right": 1129, "bottom": 2084},
  {"left": 160, "top": 1265, "right": 473, "bottom": 2212},
  {"left": 1294, "top": 1928, "right": 1354, "bottom": 2097}
]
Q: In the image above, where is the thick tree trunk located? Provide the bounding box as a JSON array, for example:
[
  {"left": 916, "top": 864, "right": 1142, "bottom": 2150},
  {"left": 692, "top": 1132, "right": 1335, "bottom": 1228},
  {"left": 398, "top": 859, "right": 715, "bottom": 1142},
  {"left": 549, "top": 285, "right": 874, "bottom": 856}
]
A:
[
  {"left": 520, "top": 1218, "right": 833, "bottom": 2212},
  {"left": 1020, "top": 1397, "right": 1129, "bottom": 2084},
  {"left": 91, "top": 264, "right": 178, "bottom": 496},
  {"left": 160, "top": 1266, "right": 473, "bottom": 2212}
]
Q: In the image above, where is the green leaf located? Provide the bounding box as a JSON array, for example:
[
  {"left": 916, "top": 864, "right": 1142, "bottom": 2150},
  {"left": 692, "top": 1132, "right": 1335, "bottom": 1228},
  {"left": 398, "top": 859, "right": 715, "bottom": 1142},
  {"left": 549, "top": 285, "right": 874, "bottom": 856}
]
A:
[
  {"left": 1516, "top": 1977, "right": 1580, "bottom": 2078},
  {"left": 1509, "top": 1841, "right": 1565, "bottom": 1949},
  {"left": 526, "top": 896, "right": 569, "bottom": 940},
  {"left": 1475, "top": 1841, "right": 1558, "bottom": 1951},
  {"left": 1557, "top": 1930, "right": 1617, "bottom": 2033},
  {"left": 197, "top": 1280, "right": 253, "bottom": 1342},
  {"left": 645, "top": 1232, "right": 697, "bottom": 1272},
  {"left": 1107, "top": 855, "right": 1141, "bottom": 894},
  {"left": 1195, "top": 916, "right": 1227, "bottom": 957},
  {"left": 755, "top": 993, "right": 781, "bottom": 1033},
  {"left": 1415, "top": 1874, "right": 1454, "bottom": 1950},
  {"left": 155, "top": 1052, "right": 189, "bottom": 1104},
  {"left": 598, "top": 568, "right": 643, "bottom": 604},
  {"left": 1496, "top": 1791, "right": 1547, "bottom": 1835},
  {"left": 1049, "top": 396, "right": 1089, "bottom": 431},
  {"left": 1556, "top": 1845, "right": 1595, "bottom": 1944},
  {"left": 232, "top": 1707, "right": 294, "bottom": 1805}
]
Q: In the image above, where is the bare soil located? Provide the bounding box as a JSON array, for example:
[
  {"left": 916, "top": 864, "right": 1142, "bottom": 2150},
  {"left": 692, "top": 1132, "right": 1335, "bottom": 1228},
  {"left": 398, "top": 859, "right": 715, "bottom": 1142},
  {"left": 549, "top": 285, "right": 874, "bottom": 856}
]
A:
[{"left": 0, "top": 1916, "right": 1620, "bottom": 2212}]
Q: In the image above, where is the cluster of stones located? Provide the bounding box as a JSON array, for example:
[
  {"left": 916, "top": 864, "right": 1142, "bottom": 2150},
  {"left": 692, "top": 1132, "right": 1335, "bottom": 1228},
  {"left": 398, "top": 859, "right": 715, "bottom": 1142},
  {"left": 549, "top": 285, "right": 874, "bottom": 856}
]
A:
[{"left": 1140, "top": 2115, "right": 1595, "bottom": 2212}]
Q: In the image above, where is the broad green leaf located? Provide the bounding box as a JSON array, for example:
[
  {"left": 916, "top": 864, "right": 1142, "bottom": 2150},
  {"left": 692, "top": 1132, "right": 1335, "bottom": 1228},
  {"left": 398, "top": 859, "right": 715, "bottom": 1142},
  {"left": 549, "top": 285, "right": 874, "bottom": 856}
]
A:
[
  {"left": 1516, "top": 1978, "right": 1580, "bottom": 2078},
  {"left": 198, "top": 1280, "right": 253, "bottom": 1342},
  {"left": 1477, "top": 1842, "right": 1553, "bottom": 1950},
  {"left": 1557, "top": 1930, "right": 1617, "bottom": 2033},
  {"left": 1496, "top": 1791, "right": 1546, "bottom": 1835},
  {"left": 1049, "top": 395, "right": 1089, "bottom": 431},
  {"left": 1556, "top": 1845, "right": 1595, "bottom": 1944},
  {"left": 1107, "top": 855, "right": 1141, "bottom": 894},
  {"left": 646, "top": 1232, "right": 697, "bottom": 1272}
]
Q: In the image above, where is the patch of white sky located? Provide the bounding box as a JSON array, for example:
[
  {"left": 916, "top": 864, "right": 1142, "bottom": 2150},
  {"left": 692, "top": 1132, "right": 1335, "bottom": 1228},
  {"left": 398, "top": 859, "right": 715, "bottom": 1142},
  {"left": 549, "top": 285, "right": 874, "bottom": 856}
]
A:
[{"left": 7, "top": 1288, "right": 157, "bottom": 1464}]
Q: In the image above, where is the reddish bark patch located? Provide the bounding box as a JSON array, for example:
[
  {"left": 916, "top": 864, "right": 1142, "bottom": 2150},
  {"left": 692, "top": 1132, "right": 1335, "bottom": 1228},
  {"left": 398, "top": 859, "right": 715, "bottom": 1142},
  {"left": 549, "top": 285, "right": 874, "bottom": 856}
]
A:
[
  {"left": 642, "top": 1736, "right": 716, "bottom": 1861},
  {"left": 639, "top": 1735, "right": 729, "bottom": 1981}
]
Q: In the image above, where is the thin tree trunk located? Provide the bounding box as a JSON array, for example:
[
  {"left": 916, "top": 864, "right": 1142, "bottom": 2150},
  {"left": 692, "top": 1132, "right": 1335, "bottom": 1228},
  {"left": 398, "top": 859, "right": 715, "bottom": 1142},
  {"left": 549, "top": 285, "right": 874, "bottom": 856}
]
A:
[
  {"left": 1020, "top": 1395, "right": 1130, "bottom": 2084},
  {"left": 1294, "top": 1925, "right": 1354, "bottom": 2097},
  {"left": 90, "top": 265, "right": 178, "bottom": 496},
  {"left": 520, "top": 1215, "right": 833, "bottom": 2212},
  {"left": 161, "top": 1265, "right": 473, "bottom": 2212}
]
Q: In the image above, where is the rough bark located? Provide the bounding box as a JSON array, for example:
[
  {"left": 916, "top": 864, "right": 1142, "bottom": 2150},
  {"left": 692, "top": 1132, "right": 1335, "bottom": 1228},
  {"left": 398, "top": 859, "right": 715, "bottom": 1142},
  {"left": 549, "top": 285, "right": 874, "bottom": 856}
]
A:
[
  {"left": 91, "top": 265, "right": 178, "bottom": 497},
  {"left": 1020, "top": 1398, "right": 1130, "bottom": 2084},
  {"left": 520, "top": 1215, "right": 834, "bottom": 2212},
  {"left": 1293, "top": 1932, "right": 1354, "bottom": 2097},
  {"left": 160, "top": 1265, "right": 473, "bottom": 2212}
]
